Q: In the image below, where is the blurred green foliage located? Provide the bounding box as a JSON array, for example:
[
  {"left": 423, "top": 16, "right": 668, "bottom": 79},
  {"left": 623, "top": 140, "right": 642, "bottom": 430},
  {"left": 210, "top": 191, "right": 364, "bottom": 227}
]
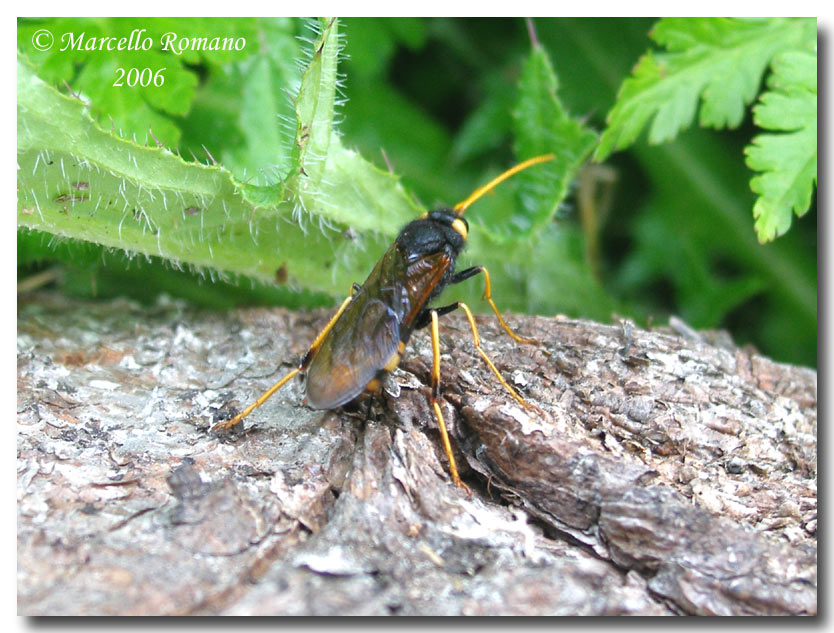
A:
[
  {"left": 17, "top": 17, "right": 816, "bottom": 367},
  {"left": 595, "top": 18, "right": 816, "bottom": 242}
]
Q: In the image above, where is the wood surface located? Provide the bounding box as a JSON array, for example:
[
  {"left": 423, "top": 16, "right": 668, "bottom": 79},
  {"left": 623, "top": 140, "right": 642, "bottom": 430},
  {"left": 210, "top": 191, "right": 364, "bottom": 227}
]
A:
[{"left": 17, "top": 293, "right": 816, "bottom": 615}]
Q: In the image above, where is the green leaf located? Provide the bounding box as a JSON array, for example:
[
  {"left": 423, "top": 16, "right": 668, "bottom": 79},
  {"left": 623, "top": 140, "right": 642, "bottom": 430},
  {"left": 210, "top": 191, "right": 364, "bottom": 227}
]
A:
[
  {"left": 17, "top": 18, "right": 419, "bottom": 300},
  {"left": 440, "top": 43, "right": 606, "bottom": 319},
  {"left": 450, "top": 80, "right": 514, "bottom": 164},
  {"left": 233, "top": 48, "right": 297, "bottom": 179},
  {"left": 514, "top": 45, "right": 598, "bottom": 229},
  {"left": 340, "top": 74, "right": 453, "bottom": 206},
  {"left": 288, "top": 18, "right": 340, "bottom": 197},
  {"left": 286, "top": 19, "right": 420, "bottom": 236},
  {"left": 76, "top": 52, "right": 196, "bottom": 146},
  {"left": 595, "top": 17, "right": 815, "bottom": 160},
  {"left": 18, "top": 228, "right": 332, "bottom": 310},
  {"left": 473, "top": 44, "right": 597, "bottom": 241},
  {"left": 18, "top": 53, "right": 305, "bottom": 284},
  {"left": 745, "top": 50, "right": 817, "bottom": 242},
  {"left": 17, "top": 17, "right": 257, "bottom": 146}
]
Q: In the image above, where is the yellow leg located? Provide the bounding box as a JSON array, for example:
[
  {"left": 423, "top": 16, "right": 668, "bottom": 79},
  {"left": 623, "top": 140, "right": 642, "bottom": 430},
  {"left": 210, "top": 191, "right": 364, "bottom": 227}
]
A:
[
  {"left": 478, "top": 266, "right": 540, "bottom": 345},
  {"left": 212, "top": 368, "right": 300, "bottom": 431},
  {"left": 430, "top": 311, "right": 470, "bottom": 494},
  {"left": 301, "top": 289, "right": 358, "bottom": 366},
  {"left": 458, "top": 302, "right": 543, "bottom": 415},
  {"left": 213, "top": 292, "right": 356, "bottom": 433}
]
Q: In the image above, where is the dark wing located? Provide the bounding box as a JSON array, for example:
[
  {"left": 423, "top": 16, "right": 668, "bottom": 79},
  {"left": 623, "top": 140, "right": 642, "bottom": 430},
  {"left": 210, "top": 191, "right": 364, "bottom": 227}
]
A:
[
  {"left": 305, "top": 294, "right": 400, "bottom": 410},
  {"left": 305, "top": 244, "right": 452, "bottom": 410},
  {"left": 400, "top": 251, "right": 453, "bottom": 328}
]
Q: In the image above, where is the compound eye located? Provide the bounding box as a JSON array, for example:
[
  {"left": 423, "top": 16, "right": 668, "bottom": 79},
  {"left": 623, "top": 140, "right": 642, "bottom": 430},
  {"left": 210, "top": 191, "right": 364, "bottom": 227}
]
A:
[{"left": 451, "top": 218, "right": 468, "bottom": 240}]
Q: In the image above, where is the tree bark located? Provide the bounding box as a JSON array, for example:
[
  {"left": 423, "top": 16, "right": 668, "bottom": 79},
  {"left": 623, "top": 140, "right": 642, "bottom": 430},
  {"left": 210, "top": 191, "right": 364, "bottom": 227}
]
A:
[{"left": 17, "top": 293, "right": 816, "bottom": 615}]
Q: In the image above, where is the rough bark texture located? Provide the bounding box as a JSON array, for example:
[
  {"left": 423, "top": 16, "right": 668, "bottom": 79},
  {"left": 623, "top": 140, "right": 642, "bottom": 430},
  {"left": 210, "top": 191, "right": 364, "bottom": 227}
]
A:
[{"left": 17, "top": 293, "right": 816, "bottom": 615}]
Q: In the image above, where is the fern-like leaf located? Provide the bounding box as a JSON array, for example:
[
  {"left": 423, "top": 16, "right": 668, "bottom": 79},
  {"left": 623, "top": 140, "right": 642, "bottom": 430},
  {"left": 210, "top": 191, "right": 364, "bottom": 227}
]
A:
[
  {"left": 595, "top": 17, "right": 815, "bottom": 160},
  {"left": 745, "top": 50, "right": 817, "bottom": 242}
]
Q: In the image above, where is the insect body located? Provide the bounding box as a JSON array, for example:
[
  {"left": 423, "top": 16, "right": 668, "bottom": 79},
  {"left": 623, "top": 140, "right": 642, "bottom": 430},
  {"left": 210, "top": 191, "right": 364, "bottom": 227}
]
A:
[
  {"left": 214, "top": 154, "right": 554, "bottom": 491},
  {"left": 306, "top": 207, "right": 466, "bottom": 410}
]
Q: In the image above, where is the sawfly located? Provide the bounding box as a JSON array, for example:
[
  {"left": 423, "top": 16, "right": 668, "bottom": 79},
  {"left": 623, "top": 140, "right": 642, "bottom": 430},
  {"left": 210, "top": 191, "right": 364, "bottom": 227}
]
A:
[{"left": 214, "top": 154, "right": 554, "bottom": 491}]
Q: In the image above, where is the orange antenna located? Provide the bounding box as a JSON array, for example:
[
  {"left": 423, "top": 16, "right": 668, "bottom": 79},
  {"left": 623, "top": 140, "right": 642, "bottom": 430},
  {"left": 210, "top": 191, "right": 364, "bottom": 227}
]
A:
[{"left": 453, "top": 153, "right": 555, "bottom": 215}]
